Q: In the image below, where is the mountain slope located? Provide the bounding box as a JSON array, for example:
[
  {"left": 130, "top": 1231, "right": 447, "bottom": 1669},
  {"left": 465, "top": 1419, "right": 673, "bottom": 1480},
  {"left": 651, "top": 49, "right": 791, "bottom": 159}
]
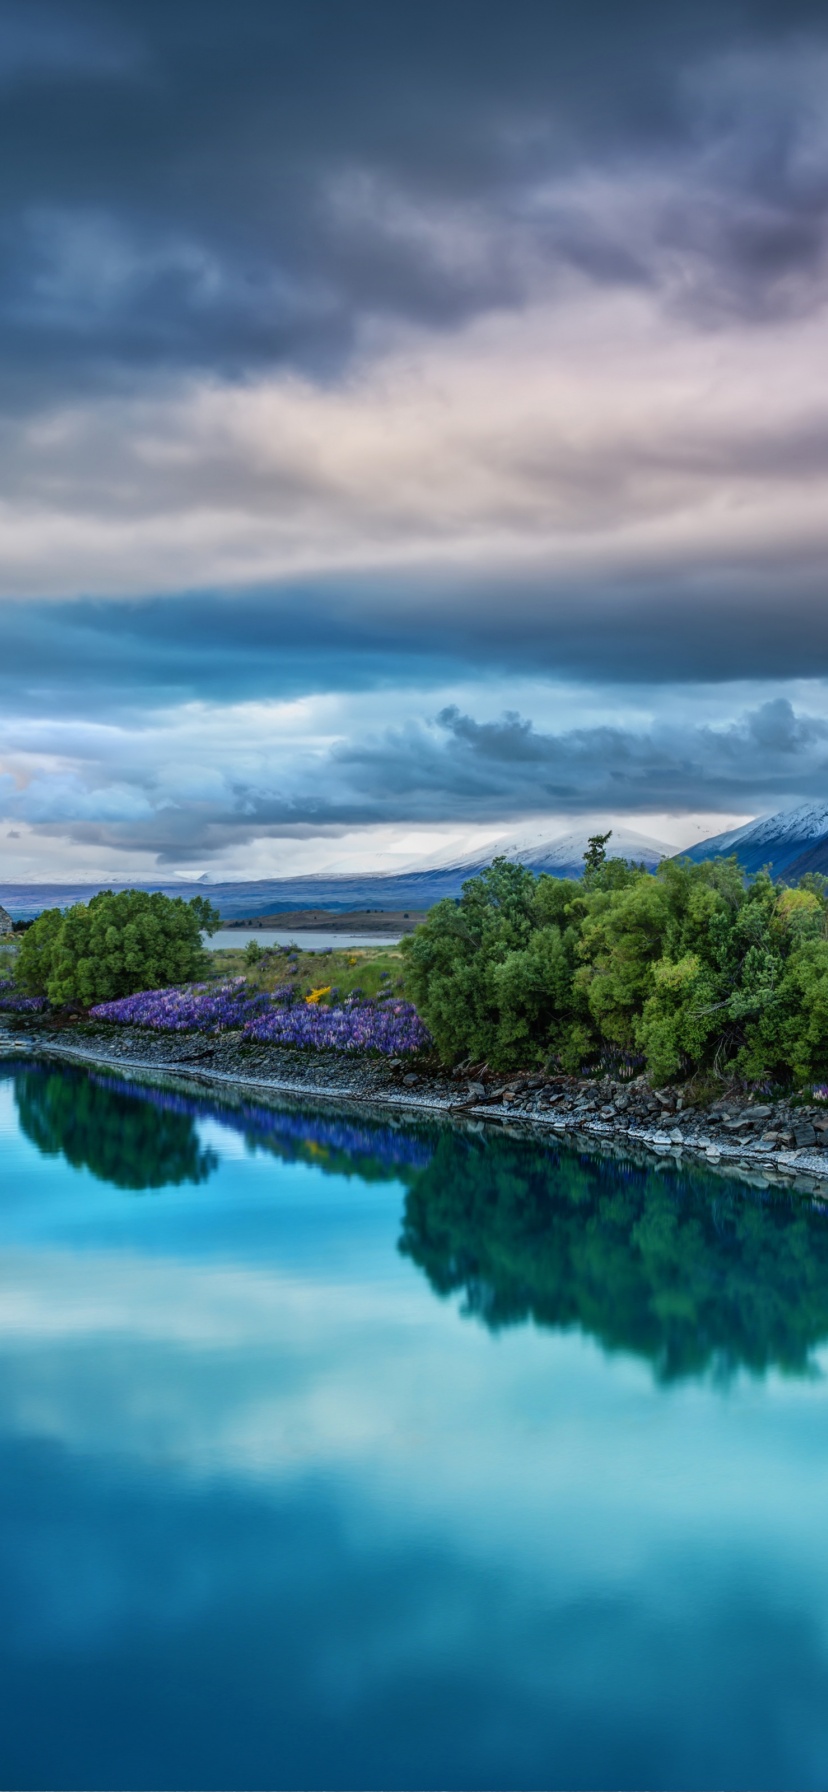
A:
[
  {"left": 684, "top": 802, "right": 828, "bottom": 877},
  {"left": 400, "top": 824, "right": 670, "bottom": 879},
  {"left": 499, "top": 825, "right": 669, "bottom": 875},
  {"left": 0, "top": 828, "right": 673, "bottom": 920}
]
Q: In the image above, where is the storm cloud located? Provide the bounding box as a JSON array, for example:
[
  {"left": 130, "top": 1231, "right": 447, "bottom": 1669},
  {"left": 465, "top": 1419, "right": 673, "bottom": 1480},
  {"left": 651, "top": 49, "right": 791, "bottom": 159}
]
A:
[
  {"left": 2, "top": 695, "right": 827, "bottom": 866},
  {"left": 3, "top": 0, "right": 828, "bottom": 407},
  {"left": 3, "top": 0, "right": 828, "bottom": 870}
]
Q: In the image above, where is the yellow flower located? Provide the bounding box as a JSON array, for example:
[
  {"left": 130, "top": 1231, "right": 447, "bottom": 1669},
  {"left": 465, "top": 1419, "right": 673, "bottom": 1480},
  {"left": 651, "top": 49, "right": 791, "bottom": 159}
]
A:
[{"left": 306, "top": 985, "right": 331, "bottom": 1005}]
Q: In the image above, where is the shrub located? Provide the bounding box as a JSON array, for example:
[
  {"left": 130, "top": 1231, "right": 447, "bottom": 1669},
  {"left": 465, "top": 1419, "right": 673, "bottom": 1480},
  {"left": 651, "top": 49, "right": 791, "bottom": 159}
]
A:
[
  {"left": 402, "top": 853, "right": 828, "bottom": 1085},
  {"left": 16, "top": 889, "right": 220, "bottom": 1007}
]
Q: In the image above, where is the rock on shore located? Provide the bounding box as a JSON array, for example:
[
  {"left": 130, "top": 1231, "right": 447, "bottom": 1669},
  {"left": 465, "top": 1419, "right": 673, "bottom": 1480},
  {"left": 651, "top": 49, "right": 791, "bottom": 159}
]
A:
[{"left": 4, "top": 1017, "right": 828, "bottom": 1198}]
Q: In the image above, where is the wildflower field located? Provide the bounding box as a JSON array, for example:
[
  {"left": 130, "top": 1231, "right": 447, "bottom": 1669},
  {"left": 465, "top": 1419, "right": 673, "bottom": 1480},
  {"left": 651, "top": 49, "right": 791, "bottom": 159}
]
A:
[
  {"left": 82, "top": 938, "right": 430, "bottom": 1055},
  {"left": 0, "top": 979, "right": 47, "bottom": 1014},
  {"left": 89, "top": 976, "right": 430, "bottom": 1055}
]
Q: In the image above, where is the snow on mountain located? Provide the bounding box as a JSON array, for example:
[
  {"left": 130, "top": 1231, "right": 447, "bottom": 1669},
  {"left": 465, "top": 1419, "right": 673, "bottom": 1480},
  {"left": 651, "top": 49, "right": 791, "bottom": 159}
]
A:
[
  {"left": 401, "top": 824, "right": 671, "bottom": 878},
  {"left": 685, "top": 802, "right": 828, "bottom": 876},
  {"left": 498, "top": 825, "right": 671, "bottom": 873}
]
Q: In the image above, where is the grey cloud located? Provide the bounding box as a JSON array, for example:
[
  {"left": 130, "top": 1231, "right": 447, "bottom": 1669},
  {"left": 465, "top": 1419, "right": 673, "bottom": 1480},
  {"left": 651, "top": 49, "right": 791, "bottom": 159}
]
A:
[
  {"left": 2, "top": 1, "right": 828, "bottom": 413},
  {"left": 6, "top": 564, "right": 828, "bottom": 722},
  {"left": 332, "top": 698, "right": 828, "bottom": 820},
  {"left": 7, "top": 697, "right": 828, "bottom": 862}
]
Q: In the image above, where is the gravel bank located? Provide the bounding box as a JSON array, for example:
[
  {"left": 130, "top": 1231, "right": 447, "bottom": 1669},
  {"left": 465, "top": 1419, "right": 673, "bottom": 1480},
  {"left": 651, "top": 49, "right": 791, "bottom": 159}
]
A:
[{"left": 4, "top": 1018, "right": 828, "bottom": 1198}]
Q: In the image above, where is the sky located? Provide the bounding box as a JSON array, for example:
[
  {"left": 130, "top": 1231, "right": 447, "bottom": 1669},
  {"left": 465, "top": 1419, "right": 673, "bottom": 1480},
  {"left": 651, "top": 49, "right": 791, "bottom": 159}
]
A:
[{"left": 3, "top": 0, "right": 828, "bottom": 878}]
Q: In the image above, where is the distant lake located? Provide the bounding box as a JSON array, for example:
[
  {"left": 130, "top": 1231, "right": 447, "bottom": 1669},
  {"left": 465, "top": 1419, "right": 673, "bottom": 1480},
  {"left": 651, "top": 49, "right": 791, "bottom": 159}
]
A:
[
  {"left": 4, "top": 1057, "right": 828, "bottom": 1789},
  {"left": 207, "top": 927, "right": 403, "bottom": 950}
]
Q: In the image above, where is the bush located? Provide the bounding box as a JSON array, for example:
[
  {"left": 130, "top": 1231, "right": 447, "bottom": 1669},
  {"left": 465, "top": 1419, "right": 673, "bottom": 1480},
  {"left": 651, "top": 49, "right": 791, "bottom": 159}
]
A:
[
  {"left": 402, "top": 853, "right": 828, "bottom": 1086},
  {"left": 16, "top": 889, "right": 220, "bottom": 1008}
]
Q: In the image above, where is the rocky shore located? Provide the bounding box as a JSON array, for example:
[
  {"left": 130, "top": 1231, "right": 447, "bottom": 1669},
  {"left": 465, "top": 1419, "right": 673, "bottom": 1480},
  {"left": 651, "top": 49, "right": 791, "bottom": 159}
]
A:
[{"left": 4, "top": 1015, "right": 828, "bottom": 1197}]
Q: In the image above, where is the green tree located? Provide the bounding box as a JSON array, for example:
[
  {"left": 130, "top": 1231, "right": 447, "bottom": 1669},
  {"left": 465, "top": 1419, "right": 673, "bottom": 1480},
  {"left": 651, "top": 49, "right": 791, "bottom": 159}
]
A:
[
  {"left": 16, "top": 888, "right": 220, "bottom": 1007},
  {"left": 402, "top": 858, "right": 590, "bottom": 1068},
  {"left": 403, "top": 850, "right": 828, "bottom": 1084},
  {"left": 582, "top": 829, "right": 612, "bottom": 880}
]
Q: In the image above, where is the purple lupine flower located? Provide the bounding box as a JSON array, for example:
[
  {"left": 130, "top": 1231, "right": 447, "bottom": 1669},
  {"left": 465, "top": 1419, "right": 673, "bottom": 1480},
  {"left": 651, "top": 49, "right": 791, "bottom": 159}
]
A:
[
  {"left": 243, "top": 997, "right": 431, "bottom": 1055},
  {"left": 89, "top": 977, "right": 270, "bottom": 1033},
  {"left": 88, "top": 977, "right": 431, "bottom": 1056},
  {"left": 0, "top": 979, "right": 48, "bottom": 1013}
]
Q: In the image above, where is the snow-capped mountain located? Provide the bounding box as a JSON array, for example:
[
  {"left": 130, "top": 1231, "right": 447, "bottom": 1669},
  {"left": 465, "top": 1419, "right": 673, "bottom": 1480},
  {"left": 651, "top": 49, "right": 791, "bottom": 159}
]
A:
[
  {"left": 0, "top": 828, "right": 673, "bottom": 922},
  {"left": 496, "top": 825, "right": 670, "bottom": 875},
  {"left": 685, "top": 802, "right": 828, "bottom": 877},
  {"left": 401, "top": 824, "right": 671, "bottom": 879}
]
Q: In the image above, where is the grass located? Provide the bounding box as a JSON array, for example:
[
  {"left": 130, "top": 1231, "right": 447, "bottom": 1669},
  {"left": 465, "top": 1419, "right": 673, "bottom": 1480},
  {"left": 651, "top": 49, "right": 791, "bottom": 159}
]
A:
[{"left": 205, "top": 940, "right": 410, "bottom": 1005}]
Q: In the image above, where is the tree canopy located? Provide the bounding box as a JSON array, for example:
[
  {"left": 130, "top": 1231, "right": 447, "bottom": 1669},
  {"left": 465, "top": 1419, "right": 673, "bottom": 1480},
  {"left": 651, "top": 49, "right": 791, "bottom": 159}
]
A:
[
  {"left": 15, "top": 888, "right": 219, "bottom": 1008},
  {"left": 401, "top": 854, "right": 828, "bottom": 1085}
]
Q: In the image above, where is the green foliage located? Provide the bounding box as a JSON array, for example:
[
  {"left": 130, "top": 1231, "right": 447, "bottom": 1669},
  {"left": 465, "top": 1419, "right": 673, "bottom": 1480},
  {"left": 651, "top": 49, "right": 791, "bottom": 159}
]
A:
[
  {"left": 244, "top": 939, "right": 263, "bottom": 966},
  {"left": 208, "top": 939, "right": 407, "bottom": 1003},
  {"left": 402, "top": 853, "right": 828, "bottom": 1085},
  {"left": 582, "top": 828, "right": 612, "bottom": 880},
  {"left": 399, "top": 1128, "right": 828, "bottom": 1382},
  {"left": 16, "top": 888, "right": 220, "bottom": 1007}
]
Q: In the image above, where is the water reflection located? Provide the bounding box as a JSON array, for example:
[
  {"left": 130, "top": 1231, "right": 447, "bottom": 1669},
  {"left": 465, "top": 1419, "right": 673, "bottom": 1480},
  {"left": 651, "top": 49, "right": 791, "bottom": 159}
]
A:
[
  {"left": 400, "top": 1129, "right": 828, "bottom": 1382},
  {"left": 13, "top": 1062, "right": 218, "bottom": 1191},
  {"left": 10, "top": 1060, "right": 435, "bottom": 1189},
  {"left": 4, "top": 1060, "right": 828, "bottom": 1788},
  {"left": 9, "top": 1060, "right": 828, "bottom": 1381}
]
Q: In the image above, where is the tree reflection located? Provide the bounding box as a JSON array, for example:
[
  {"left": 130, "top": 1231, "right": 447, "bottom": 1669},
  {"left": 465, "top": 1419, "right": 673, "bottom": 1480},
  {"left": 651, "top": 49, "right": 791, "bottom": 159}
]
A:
[
  {"left": 9, "top": 1061, "right": 436, "bottom": 1191},
  {"left": 14, "top": 1066, "right": 218, "bottom": 1191},
  {"left": 400, "top": 1130, "right": 828, "bottom": 1381}
]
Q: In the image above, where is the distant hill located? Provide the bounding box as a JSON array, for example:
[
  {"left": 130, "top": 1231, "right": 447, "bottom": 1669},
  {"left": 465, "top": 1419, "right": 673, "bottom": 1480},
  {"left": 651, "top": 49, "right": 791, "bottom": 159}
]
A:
[
  {"left": 682, "top": 802, "right": 828, "bottom": 878},
  {"left": 0, "top": 826, "right": 673, "bottom": 920}
]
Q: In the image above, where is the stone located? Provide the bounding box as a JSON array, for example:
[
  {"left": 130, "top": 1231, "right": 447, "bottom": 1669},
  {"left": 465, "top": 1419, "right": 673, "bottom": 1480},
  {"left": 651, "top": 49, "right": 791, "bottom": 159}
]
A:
[{"left": 0, "top": 905, "right": 12, "bottom": 937}]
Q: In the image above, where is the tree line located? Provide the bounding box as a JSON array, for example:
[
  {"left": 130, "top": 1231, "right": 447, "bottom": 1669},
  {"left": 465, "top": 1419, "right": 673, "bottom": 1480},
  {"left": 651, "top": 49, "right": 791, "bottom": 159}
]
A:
[{"left": 401, "top": 838, "right": 828, "bottom": 1085}]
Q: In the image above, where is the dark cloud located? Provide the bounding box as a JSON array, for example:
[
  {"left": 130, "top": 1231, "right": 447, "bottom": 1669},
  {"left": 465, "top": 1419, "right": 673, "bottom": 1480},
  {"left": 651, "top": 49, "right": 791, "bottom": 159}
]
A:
[
  {"left": 329, "top": 698, "right": 828, "bottom": 821},
  {"left": 4, "top": 559, "right": 828, "bottom": 723},
  {"left": 3, "top": 0, "right": 828, "bottom": 873},
  {"left": 12, "top": 697, "right": 828, "bottom": 861},
  {"left": 2, "top": 0, "right": 828, "bottom": 410}
]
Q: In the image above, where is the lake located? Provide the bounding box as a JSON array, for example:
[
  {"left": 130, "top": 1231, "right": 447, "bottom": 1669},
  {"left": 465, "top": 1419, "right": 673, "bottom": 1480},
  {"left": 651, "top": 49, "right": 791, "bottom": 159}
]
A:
[
  {"left": 207, "top": 928, "right": 403, "bottom": 950},
  {"left": 3, "top": 1056, "right": 828, "bottom": 1789}
]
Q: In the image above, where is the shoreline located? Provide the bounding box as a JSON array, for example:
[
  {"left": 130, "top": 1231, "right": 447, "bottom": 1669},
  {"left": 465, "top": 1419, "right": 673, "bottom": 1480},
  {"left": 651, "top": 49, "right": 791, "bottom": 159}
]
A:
[{"left": 4, "top": 1021, "right": 828, "bottom": 1199}]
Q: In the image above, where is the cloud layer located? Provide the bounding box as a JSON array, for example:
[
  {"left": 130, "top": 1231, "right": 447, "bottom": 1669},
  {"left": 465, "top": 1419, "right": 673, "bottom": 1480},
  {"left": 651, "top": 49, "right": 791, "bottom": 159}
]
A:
[
  {"left": 3, "top": 0, "right": 828, "bottom": 867},
  {"left": 2, "top": 694, "right": 826, "bottom": 866}
]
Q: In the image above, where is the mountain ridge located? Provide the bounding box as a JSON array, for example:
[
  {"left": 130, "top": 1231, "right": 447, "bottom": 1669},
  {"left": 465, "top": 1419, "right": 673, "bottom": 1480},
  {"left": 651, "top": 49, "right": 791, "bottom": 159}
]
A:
[
  {"left": 683, "top": 801, "right": 828, "bottom": 877},
  {"left": 0, "top": 826, "right": 672, "bottom": 918}
]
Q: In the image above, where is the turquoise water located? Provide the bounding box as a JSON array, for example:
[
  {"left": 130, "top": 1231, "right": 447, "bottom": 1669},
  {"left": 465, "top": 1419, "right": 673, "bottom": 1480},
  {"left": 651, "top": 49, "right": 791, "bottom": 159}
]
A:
[{"left": 3, "top": 1060, "right": 828, "bottom": 1789}]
